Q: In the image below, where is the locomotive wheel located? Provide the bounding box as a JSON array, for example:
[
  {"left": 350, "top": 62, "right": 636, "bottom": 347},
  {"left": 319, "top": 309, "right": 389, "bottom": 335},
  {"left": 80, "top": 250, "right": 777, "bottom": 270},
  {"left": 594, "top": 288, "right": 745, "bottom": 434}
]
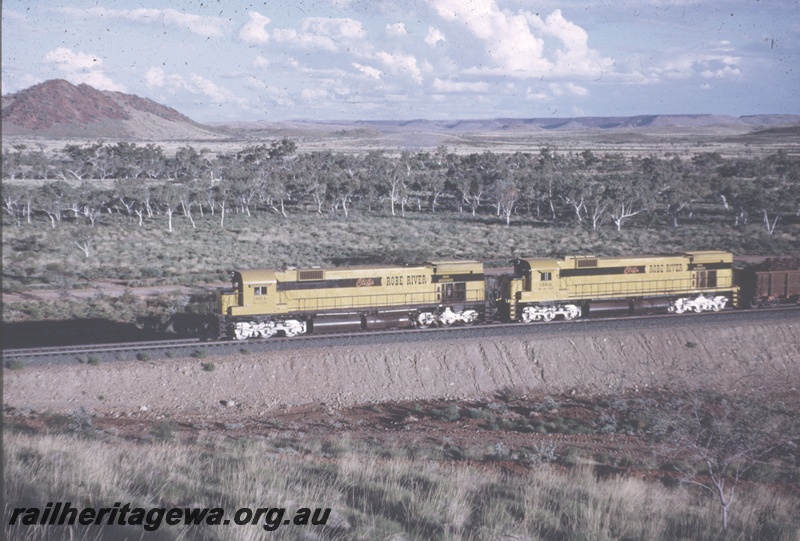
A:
[
  {"left": 542, "top": 312, "right": 555, "bottom": 322},
  {"left": 417, "top": 312, "right": 436, "bottom": 328},
  {"left": 261, "top": 327, "right": 276, "bottom": 338}
]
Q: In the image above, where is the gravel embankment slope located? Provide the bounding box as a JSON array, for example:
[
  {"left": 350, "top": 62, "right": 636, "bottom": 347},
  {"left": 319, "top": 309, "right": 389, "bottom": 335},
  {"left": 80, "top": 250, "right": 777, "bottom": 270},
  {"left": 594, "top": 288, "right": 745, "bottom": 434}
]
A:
[{"left": 4, "top": 318, "right": 798, "bottom": 418}]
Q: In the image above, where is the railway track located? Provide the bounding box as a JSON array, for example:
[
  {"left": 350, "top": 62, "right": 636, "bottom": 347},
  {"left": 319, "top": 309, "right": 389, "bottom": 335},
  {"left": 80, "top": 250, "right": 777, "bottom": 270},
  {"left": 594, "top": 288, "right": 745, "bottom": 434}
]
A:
[
  {"left": 4, "top": 305, "right": 798, "bottom": 362},
  {"left": 2, "top": 338, "right": 202, "bottom": 359}
]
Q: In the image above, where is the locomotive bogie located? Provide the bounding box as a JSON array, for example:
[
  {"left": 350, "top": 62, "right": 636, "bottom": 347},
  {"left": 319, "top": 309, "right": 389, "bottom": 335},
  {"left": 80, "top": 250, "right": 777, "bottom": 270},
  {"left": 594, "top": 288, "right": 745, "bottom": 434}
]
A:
[
  {"left": 230, "top": 318, "right": 307, "bottom": 340},
  {"left": 668, "top": 295, "right": 729, "bottom": 314},
  {"left": 520, "top": 304, "right": 581, "bottom": 322}
]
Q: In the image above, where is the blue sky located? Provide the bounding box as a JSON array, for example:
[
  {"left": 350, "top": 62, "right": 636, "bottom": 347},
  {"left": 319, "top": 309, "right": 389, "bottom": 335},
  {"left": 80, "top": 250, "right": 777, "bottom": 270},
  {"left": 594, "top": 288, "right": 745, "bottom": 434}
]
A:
[{"left": 2, "top": 0, "right": 798, "bottom": 122}]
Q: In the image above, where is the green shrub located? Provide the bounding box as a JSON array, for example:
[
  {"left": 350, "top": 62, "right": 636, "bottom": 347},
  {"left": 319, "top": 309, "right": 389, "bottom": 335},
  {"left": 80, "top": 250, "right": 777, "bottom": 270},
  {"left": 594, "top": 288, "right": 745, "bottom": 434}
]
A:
[
  {"left": 430, "top": 404, "right": 461, "bottom": 422},
  {"left": 151, "top": 421, "right": 174, "bottom": 441}
]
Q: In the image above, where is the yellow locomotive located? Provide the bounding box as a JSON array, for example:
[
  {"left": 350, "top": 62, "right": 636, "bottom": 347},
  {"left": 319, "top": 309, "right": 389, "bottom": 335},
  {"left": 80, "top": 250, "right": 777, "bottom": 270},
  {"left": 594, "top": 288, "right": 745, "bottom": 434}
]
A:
[
  {"left": 218, "top": 260, "right": 485, "bottom": 339},
  {"left": 501, "top": 250, "right": 737, "bottom": 322},
  {"left": 216, "top": 250, "right": 738, "bottom": 339}
]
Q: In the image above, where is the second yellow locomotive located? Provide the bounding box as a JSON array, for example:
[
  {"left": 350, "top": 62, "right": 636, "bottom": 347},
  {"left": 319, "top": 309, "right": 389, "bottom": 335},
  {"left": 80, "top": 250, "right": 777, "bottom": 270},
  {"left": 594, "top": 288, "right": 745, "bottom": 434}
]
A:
[{"left": 501, "top": 250, "right": 737, "bottom": 322}]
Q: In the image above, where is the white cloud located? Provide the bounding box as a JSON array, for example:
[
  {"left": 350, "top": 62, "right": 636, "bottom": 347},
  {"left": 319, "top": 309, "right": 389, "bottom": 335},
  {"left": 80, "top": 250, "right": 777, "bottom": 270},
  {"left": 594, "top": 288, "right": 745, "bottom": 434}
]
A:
[
  {"left": 269, "top": 17, "right": 368, "bottom": 53},
  {"left": 549, "top": 82, "right": 589, "bottom": 97},
  {"left": 272, "top": 28, "right": 338, "bottom": 52},
  {"left": 239, "top": 12, "right": 272, "bottom": 44},
  {"left": 430, "top": 0, "right": 611, "bottom": 79},
  {"left": 433, "top": 78, "right": 489, "bottom": 92},
  {"left": 145, "top": 67, "right": 165, "bottom": 88},
  {"left": 245, "top": 76, "right": 295, "bottom": 108},
  {"left": 532, "top": 10, "right": 609, "bottom": 77},
  {"left": 80, "top": 71, "right": 127, "bottom": 92},
  {"left": 188, "top": 74, "right": 247, "bottom": 105},
  {"left": 431, "top": 0, "right": 549, "bottom": 75},
  {"left": 4, "top": 9, "right": 27, "bottom": 22},
  {"left": 353, "top": 63, "right": 383, "bottom": 79},
  {"left": 644, "top": 51, "right": 742, "bottom": 82},
  {"left": 525, "top": 87, "right": 549, "bottom": 101},
  {"left": 148, "top": 70, "right": 246, "bottom": 106},
  {"left": 701, "top": 66, "right": 742, "bottom": 78},
  {"left": 303, "top": 17, "right": 367, "bottom": 40},
  {"left": 253, "top": 56, "right": 270, "bottom": 69},
  {"left": 59, "top": 7, "right": 230, "bottom": 38},
  {"left": 425, "top": 27, "right": 445, "bottom": 46},
  {"left": 46, "top": 48, "right": 100, "bottom": 71},
  {"left": 375, "top": 51, "right": 423, "bottom": 84},
  {"left": 44, "top": 47, "right": 125, "bottom": 91},
  {"left": 301, "top": 87, "right": 330, "bottom": 101},
  {"left": 386, "top": 22, "right": 409, "bottom": 37}
]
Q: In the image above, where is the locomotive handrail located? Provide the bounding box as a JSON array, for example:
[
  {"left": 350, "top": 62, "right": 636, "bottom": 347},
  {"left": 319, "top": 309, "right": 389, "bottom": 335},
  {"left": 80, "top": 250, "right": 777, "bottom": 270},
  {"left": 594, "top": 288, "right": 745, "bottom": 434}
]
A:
[{"left": 567, "top": 276, "right": 733, "bottom": 299}]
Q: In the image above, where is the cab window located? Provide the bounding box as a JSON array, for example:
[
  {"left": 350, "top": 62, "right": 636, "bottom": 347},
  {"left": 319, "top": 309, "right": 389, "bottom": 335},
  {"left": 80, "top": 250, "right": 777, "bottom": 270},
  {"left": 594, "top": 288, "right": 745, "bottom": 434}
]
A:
[
  {"left": 254, "top": 286, "right": 267, "bottom": 295},
  {"left": 540, "top": 272, "right": 552, "bottom": 281},
  {"left": 441, "top": 282, "right": 467, "bottom": 302}
]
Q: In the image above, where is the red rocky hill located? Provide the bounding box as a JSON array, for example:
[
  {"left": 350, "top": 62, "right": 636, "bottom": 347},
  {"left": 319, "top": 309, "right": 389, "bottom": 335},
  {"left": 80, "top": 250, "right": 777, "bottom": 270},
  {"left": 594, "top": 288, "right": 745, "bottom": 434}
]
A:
[{"left": 2, "top": 79, "right": 224, "bottom": 140}]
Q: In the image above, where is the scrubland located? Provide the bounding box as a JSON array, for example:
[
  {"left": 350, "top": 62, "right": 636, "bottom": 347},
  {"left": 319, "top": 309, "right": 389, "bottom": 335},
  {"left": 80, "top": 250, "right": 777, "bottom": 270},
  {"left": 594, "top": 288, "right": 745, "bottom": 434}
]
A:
[
  {"left": 4, "top": 209, "right": 799, "bottom": 324},
  {"left": 5, "top": 389, "right": 799, "bottom": 541}
]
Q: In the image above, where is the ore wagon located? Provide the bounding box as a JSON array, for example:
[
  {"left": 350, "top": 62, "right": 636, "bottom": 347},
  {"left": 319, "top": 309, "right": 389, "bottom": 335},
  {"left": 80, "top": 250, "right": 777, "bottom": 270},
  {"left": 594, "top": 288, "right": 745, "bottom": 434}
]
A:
[{"left": 738, "top": 258, "right": 800, "bottom": 308}]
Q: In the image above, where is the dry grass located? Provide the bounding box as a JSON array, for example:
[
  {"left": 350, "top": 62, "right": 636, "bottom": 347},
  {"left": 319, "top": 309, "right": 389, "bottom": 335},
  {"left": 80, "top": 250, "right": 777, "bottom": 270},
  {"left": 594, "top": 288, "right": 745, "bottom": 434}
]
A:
[{"left": 5, "top": 427, "right": 799, "bottom": 541}]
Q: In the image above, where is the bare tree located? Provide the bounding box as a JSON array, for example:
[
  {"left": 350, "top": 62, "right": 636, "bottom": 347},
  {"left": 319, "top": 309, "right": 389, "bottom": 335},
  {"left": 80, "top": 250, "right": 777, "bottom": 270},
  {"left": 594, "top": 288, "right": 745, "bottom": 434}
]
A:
[
  {"left": 654, "top": 390, "right": 798, "bottom": 532},
  {"left": 492, "top": 175, "right": 520, "bottom": 226}
]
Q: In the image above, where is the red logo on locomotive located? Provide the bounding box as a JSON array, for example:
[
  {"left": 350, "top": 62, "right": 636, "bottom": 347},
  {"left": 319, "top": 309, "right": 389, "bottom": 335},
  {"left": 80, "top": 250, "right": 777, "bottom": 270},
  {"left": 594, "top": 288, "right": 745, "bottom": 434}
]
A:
[
  {"left": 624, "top": 266, "right": 640, "bottom": 274},
  {"left": 356, "top": 278, "right": 376, "bottom": 287}
]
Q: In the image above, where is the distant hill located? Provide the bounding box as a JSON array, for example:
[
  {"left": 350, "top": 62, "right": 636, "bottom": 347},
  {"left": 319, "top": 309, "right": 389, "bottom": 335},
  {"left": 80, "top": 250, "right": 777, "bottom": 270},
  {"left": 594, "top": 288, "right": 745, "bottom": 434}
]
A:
[
  {"left": 207, "top": 114, "right": 800, "bottom": 151},
  {"left": 1, "top": 79, "right": 225, "bottom": 140},
  {"left": 213, "top": 113, "right": 800, "bottom": 136},
  {"left": 4, "top": 79, "right": 798, "bottom": 145}
]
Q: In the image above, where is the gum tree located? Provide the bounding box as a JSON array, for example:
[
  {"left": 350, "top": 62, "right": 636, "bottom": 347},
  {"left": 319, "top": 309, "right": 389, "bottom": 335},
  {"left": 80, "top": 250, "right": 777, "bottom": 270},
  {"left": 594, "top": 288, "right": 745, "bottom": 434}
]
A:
[{"left": 654, "top": 391, "right": 798, "bottom": 532}]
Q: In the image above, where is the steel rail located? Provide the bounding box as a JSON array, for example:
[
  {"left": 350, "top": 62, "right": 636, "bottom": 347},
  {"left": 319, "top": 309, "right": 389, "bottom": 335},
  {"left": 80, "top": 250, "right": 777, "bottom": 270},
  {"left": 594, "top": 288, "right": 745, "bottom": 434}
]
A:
[{"left": 3, "top": 305, "right": 797, "bottom": 361}]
